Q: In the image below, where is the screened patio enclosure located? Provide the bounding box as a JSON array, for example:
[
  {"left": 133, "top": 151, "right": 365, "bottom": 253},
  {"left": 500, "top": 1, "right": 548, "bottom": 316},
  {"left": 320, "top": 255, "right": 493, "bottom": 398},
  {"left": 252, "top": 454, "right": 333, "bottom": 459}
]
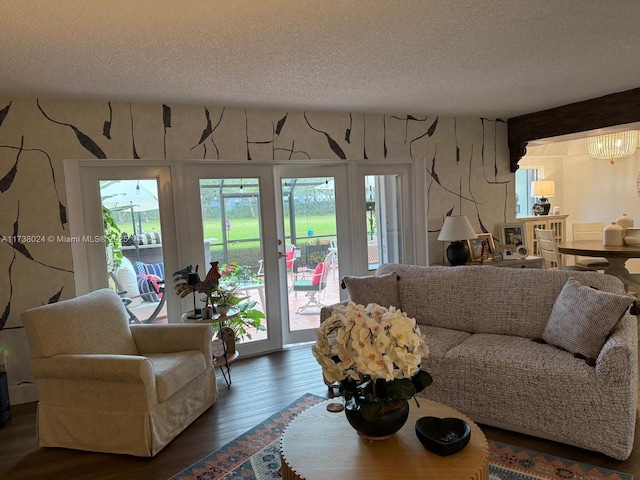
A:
[{"left": 200, "top": 176, "right": 386, "bottom": 273}]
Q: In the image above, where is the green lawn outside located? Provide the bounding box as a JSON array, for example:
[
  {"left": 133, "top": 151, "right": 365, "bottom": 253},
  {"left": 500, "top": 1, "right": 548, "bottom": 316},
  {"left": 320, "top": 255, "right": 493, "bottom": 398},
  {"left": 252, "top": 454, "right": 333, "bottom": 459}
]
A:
[
  {"left": 115, "top": 215, "right": 338, "bottom": 268},
  {"left": 118, "top": 215, "right": 337, "bottom": 247}
]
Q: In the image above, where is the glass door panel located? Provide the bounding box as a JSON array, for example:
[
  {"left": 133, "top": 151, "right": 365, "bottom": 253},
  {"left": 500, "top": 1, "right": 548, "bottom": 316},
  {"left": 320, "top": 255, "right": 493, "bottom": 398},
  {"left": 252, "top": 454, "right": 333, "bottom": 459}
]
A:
[
  {"left": 100, "top": 179, "right": 168, "bottom": 324},
  {"left": 182, "top": 163, "right": 281, "bottom": 357},
  {"left": 276, "top": 163, "right": 351, "bottom": 347},
  {"left": 198, "top": 178, "right": 266, "bottom": 346},
  {"left": 365, "top": 174, "right": 405, "bottom": 271},
  {"left": 353, "top": 160, "right": 427, "bottom": 272},
  {"left": 281, "top": 176, "right": 338, "bottom": 335},
  {"left": 68, "top": 163, "right": 179, "bottom": 323}
]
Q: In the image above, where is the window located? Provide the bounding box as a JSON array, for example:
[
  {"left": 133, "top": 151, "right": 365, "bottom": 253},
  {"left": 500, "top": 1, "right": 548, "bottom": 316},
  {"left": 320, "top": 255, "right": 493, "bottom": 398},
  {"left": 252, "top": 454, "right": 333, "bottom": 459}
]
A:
[{"left": 515, "top": 167, "right": 541, "bottom": 217}]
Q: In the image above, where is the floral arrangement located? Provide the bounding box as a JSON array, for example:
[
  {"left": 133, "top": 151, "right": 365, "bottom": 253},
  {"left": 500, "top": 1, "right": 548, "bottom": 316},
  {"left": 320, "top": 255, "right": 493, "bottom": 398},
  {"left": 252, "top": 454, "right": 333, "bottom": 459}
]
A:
[{"left": 312, "top": 301, "right": 432, "bottom": 420}]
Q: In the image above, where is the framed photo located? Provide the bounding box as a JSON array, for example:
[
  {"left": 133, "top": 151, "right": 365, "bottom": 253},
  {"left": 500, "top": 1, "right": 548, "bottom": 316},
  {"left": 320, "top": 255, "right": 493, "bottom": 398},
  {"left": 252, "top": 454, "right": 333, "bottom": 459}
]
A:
[
  {"left": 498, "top": 223, "right": 526, "bottom": 257},
  {"left": 467, "top": 233, "right": 496, "bottom": 261}
]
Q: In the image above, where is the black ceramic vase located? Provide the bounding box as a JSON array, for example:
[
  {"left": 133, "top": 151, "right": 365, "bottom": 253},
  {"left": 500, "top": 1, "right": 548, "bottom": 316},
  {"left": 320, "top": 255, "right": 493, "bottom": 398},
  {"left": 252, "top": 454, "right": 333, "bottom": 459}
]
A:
[{"left": 345, "top": 399, "right": 410, "bottom": 441}]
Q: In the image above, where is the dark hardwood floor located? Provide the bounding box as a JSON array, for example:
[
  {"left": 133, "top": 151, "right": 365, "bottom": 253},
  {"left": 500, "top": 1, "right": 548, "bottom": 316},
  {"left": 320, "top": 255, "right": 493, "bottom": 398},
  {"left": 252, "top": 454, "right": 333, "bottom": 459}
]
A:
[{"left": 1, "top": 344, "right": 638, "bottom": 479}]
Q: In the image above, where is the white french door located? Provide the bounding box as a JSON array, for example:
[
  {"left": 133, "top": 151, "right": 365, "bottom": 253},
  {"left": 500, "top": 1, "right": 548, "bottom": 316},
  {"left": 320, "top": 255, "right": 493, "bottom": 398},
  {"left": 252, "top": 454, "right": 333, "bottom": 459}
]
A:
[
  {"left": 274, "top": 164, "right": 351, "bottom": 346},
  {"left": 65, "top": 158, "right": 426, "bottom": 358},
  {"left": 180, "top": 161, "right": 351, "bottom": 356},
  {"left": 65, "top": 161, "right": 181, "bottom": 323}
]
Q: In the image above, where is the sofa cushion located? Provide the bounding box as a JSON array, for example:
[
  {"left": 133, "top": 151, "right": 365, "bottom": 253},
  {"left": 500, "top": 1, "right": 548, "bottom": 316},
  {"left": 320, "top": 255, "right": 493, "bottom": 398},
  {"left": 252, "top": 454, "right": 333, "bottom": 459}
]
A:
[
  {"left": 422, "top": 333, "right": 597, "bottom": 430},
  {"left": 542, "top": 277, "right": 634, "bottom": 360},
  {"left": 146, "top": 350, "right": 207, "bottom": 403},
  {"left": 341, "top": 271, "right": 400, "bottom": 307}
]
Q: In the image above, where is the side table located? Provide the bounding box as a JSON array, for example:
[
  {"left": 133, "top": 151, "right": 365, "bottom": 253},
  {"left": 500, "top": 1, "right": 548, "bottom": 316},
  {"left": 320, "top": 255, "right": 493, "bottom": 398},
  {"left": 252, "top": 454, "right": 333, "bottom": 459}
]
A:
[
  {"left": 281, "top": 398, "right": 489, "bottom": 480},
  {"left": 181, "top": 308, "right": 240, "bottom": 387},
  {"left": 434, "top": 255, "right": 543, "bottom": 269}
]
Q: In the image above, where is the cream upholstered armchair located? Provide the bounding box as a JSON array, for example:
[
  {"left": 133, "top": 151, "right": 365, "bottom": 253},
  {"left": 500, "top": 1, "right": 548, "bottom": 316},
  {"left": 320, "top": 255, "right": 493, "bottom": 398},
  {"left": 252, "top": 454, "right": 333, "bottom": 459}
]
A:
[{"left": 21, "top": 288, "right": 217, "bottom": 457}]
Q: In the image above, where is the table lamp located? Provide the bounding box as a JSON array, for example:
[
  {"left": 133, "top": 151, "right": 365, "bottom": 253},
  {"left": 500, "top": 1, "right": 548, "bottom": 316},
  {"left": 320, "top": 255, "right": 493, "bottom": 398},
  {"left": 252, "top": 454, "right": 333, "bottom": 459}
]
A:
[
  {"left": 437, "top": 215, "right": 477, "bottom": 266},
  {"left": 187, "top": 272, "right": 202, "bottom": 319},
  {"left": 531, "top": 180, "right": 555, "bottom": 216}
]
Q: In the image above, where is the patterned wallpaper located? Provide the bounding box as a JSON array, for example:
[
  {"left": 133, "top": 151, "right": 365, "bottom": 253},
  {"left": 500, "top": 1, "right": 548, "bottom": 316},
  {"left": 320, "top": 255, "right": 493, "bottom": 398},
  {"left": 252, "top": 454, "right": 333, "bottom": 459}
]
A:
[{"left": 0, "top": 97, "right": 513, "bottom": 401}]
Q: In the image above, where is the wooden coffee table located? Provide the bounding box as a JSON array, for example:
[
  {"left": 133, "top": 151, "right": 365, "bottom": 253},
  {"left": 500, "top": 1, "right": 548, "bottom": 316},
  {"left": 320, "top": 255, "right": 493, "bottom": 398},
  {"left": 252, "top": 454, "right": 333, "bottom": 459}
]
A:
[{"left": 280, "top": 398, "right": 489, "bottom": 480}]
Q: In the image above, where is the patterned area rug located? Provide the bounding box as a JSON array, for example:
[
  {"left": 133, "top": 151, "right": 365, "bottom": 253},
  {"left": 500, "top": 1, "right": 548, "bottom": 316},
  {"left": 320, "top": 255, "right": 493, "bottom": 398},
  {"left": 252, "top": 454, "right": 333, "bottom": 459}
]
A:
[{"left": 169, "top": 394, "right": 632, "bottom": 480}]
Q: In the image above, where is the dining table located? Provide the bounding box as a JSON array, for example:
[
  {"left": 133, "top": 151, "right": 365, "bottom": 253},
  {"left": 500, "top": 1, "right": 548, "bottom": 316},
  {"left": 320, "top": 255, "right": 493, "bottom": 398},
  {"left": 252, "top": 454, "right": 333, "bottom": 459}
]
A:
[{"left": 556, "top": 239, "right": 640, "bottom": 289}]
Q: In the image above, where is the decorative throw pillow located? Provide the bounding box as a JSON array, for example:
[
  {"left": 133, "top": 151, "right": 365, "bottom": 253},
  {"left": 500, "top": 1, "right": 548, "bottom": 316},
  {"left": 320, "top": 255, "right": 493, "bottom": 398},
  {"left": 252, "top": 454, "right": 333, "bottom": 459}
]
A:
[
  {"left": 542, "top": 277, "right": 633, "bottom": 361},
  {"left": 144, "top": 262, "right": 165, "bottom": 279},
  {"left": 133, "top": 261, "right": 147, "bottom": 276},
  {"left": 137, "top": 274, "right": 162, "bottom": 302},
  {"left": 341, "top": 271, "right": 400, "bottom": 308},
  {"left": 115, "top": 257, "right": 142, "bottom": 307}
]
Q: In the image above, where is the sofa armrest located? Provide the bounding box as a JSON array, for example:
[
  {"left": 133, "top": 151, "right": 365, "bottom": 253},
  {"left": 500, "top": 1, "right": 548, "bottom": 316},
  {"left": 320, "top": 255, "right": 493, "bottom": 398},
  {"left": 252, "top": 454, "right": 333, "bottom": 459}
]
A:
[
  {"left": 130, "top": 324, "right": 213, "bottom": 359},
  {"left": 596, "top": 315, "right": 639, "bottom": 392},
  {"left": 30, "top": 354, "right": 155, "bottom": 384},
  {"left": 320, "top": 300, "right": 349, "bottom": 323}
]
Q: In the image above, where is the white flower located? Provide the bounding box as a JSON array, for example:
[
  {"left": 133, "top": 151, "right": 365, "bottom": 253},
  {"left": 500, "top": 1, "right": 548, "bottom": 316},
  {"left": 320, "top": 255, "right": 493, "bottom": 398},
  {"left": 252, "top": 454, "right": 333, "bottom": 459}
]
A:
[{"left": 313, "top": 301, "right": 428, "bottom": 384}]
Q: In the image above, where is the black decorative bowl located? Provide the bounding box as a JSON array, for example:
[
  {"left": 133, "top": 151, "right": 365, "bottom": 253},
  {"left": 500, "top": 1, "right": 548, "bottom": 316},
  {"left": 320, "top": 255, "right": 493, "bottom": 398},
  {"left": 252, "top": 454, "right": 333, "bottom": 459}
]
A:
[{"left": 415, "top": 416, "right": 471, "bottom": 456}]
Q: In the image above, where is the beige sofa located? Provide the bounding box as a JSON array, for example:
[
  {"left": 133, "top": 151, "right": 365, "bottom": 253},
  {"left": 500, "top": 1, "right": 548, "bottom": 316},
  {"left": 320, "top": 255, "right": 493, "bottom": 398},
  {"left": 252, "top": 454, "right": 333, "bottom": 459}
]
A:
[
  {"left": 322, "top": 264, "right": 638, "bottom": 460},
  {"left": 22, "top": 289, "right": 217, "bottom": 457}
]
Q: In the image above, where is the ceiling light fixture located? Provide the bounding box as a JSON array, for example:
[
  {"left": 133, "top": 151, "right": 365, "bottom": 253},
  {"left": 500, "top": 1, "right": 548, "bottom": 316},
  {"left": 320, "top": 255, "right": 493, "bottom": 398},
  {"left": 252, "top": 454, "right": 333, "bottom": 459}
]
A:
[{"left": 587, "top": 130, "right": 638, "bottom": 165}]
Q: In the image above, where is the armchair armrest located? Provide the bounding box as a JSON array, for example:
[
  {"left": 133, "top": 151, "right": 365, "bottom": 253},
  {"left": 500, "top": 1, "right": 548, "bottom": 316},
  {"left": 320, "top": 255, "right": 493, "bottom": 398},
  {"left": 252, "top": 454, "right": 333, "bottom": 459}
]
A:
[
  {"left": 30, "top": 354, "right": 155, "bottom": 384},
  {"left": 30, "top": 354, "right": 158, "bottom": 408},
  {"left": 130, "top": 324, "right": 213, "bottom": 358}
]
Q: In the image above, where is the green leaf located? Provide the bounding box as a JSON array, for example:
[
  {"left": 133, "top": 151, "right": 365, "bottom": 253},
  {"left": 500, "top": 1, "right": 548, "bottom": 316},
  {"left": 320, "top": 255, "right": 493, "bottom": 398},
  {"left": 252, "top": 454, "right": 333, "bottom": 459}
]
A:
[
  {"left": 411, "top": 370, "right": 433, "bottom": 393},
  {"left": 360, "top": 400, "right": 383, "bottom": 422},
  {"left": 384, "top": 378, "right": 416, "bottom": 400}
]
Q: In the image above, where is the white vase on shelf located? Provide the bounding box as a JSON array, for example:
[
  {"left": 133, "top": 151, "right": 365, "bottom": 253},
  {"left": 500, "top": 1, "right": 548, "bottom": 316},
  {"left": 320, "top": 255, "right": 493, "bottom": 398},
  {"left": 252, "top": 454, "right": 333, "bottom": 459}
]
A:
[{"left": 603, "top": 221, "right": 624, "bottom": 246}]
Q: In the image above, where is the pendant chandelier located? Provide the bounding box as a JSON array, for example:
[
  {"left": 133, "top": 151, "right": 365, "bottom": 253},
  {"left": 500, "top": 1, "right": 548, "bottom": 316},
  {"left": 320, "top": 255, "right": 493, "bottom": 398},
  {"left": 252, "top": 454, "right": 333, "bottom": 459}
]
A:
[{"left": 587, "top": 130, "right": 638, "bottom": 165}]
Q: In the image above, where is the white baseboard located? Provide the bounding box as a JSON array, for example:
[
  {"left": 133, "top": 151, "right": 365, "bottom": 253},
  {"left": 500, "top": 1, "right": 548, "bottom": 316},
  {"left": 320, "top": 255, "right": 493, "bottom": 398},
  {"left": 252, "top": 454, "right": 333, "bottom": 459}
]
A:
[{"left": 9, "top": 383, "right": 38, "bottom": 405}]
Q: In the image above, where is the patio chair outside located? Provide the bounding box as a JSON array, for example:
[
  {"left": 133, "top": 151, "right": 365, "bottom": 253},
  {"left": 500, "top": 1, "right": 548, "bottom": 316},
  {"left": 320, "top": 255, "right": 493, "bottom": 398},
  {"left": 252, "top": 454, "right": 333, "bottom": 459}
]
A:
[{"left": 292, "top": 251, "right": 334, "bottom": 314}]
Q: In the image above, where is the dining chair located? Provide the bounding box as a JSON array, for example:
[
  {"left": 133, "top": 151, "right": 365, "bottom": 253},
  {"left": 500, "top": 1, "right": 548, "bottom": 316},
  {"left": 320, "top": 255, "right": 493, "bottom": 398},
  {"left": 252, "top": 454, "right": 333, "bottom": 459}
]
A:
[
  {"left": 572, "top": 222, "right": 610, "bottom": 271},
  {"left": 535, "top": 228, "right": 591, "bottom": 271},
  {"left": 292, "top": 251, "right": 334, "bottom": 314}
]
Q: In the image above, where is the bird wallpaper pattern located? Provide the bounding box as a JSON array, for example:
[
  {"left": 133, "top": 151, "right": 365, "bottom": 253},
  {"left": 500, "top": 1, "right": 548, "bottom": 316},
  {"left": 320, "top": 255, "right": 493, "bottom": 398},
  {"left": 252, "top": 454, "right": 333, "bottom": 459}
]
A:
[{"left": 0, "top": 97, "right": 513, "bottom": 401}]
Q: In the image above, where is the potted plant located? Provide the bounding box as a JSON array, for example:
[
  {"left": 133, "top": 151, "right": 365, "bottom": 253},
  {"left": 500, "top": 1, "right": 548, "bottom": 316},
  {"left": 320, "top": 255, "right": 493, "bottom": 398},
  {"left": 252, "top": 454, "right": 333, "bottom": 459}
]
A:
[
  {"left": 305, "top": 239, "right": 330, "bottom": 267},
  {"left": 202, "top": 284, "right": 266, "bottom": 341},
  {"left": 102, "top": 206, "right": 123, "bottom": 272},
  {"left": 204, "top": 285, "right": 239, "bottom": 316},
  {"left": 220, "top": 262, "right": 261, "bottom": 284}
]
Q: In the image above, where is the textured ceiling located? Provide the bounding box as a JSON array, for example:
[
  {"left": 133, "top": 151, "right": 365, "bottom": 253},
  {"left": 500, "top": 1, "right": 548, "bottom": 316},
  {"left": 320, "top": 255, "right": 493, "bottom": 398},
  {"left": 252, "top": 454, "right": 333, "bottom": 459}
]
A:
[{"left": 2, "top": 0, "right": 640, "bottom": 118}]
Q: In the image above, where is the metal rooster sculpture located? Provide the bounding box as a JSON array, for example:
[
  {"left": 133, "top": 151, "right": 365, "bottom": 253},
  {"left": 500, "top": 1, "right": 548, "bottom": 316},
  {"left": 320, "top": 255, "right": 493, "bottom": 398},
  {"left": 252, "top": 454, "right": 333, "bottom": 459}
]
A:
[{"left": 173, "top": 261, "right": 221, "bottom": 298}]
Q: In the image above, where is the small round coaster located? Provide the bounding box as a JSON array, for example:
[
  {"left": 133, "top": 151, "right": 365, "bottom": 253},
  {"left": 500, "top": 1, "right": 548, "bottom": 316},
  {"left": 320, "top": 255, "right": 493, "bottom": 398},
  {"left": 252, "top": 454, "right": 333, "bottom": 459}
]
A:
[{"left": 326, "top": 402, "right": 344, "bottom": 413}]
